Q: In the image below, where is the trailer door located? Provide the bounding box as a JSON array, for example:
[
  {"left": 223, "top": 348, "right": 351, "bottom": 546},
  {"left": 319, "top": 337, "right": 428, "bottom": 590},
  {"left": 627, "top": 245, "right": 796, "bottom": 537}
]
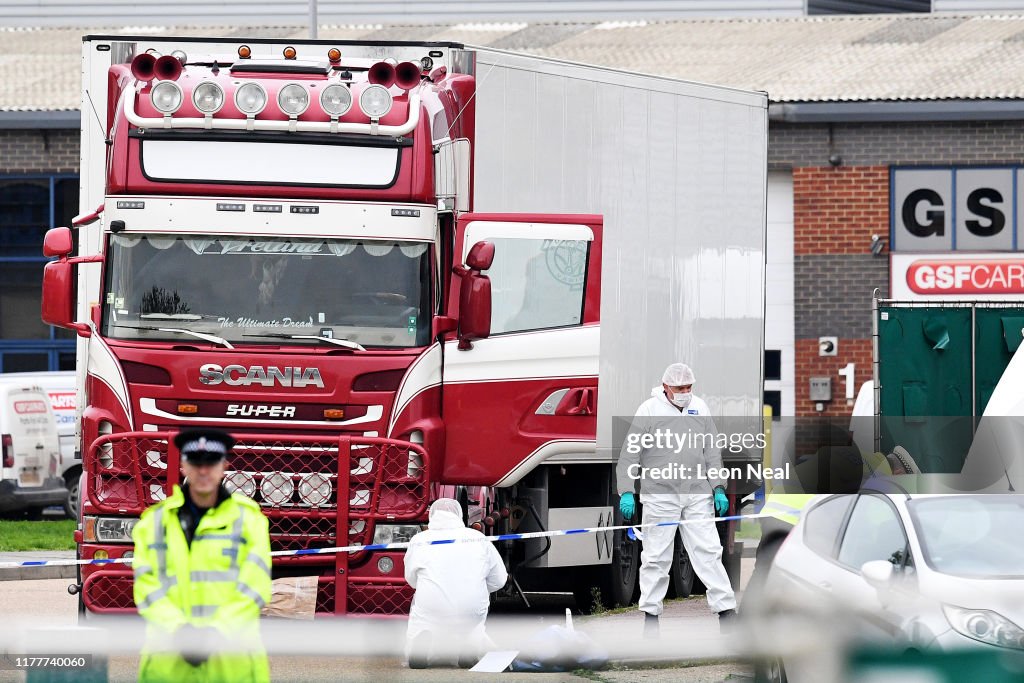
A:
[{"left": 442, "top": 213, "right": 602, "bottom": 486}]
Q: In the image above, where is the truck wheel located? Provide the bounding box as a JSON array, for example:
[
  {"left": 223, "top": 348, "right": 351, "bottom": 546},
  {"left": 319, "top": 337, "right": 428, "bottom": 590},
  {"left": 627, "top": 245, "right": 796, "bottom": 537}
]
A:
[
  {"left": 666, "top": 536, "right": 695, "bottom": 599},
  {"left": 754, "top": 657, "right": 788, "bottom": 683},
  {"left": 63, "top": 468, "right": 81, "bottom": 520},
  {"left": 597, "top": 509, "right": 640, "bottom": 608}
]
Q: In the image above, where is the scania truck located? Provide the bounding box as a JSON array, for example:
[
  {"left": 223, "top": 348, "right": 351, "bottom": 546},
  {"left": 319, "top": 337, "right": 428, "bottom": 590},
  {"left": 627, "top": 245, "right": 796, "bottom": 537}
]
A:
[{"left": 43, "top": 36, "right": 768, "bottom": 616}]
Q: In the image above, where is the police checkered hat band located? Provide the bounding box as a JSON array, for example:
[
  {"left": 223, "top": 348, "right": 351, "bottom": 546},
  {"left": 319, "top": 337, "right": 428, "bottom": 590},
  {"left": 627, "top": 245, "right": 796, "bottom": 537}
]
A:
[{"left": 180, "top": 437, "right": 228, "bottom": 457}]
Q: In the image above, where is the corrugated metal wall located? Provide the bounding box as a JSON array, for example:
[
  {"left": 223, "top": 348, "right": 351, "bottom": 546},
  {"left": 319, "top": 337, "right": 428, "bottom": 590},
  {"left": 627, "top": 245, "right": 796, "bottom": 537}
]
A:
[{"left": 0, "top": 1, "right": 807, "bottom": 28}]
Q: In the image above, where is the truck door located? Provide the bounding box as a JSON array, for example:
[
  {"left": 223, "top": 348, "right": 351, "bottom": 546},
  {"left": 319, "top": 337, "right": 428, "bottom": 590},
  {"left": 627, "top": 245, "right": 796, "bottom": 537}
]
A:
[{"left": 442, "top": 213, "right": 602, "bottom": 486}]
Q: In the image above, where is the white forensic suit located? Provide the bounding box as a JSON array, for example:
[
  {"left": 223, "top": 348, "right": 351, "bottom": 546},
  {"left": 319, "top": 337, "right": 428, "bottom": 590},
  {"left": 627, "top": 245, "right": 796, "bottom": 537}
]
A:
[
  {"left": 616, "top": 387, "right": 737, "bottom": 616},
  {"left": 404, "top": 500, "right": 508, "bottom": 665}
]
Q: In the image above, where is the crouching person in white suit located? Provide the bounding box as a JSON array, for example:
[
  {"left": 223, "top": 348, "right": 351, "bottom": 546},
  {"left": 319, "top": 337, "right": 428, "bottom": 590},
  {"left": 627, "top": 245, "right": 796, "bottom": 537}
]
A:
[{"left": 404, "top": 498, "right": 509, "bottom": 668}]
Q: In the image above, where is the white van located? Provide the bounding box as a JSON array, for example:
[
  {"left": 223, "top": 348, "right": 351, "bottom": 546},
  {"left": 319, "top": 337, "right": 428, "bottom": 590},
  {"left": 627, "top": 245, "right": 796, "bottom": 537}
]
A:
[
  {"left": 0, "top": 372, "right": 78, "bottom": 517},
  {"left": 0, "top": 383, "right": 67, "bottom": 517}
]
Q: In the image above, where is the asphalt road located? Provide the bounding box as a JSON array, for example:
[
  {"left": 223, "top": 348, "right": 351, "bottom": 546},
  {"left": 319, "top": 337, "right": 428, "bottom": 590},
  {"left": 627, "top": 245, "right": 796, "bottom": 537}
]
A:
[{"left": 0, "top": 561, "right": 757, "bottom": 683}]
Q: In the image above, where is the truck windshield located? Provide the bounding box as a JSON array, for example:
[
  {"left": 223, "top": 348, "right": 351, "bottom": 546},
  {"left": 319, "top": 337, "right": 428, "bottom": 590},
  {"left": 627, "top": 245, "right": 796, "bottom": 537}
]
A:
[{"left": 102, "top": 234, "right": 432, "bottom": 348}]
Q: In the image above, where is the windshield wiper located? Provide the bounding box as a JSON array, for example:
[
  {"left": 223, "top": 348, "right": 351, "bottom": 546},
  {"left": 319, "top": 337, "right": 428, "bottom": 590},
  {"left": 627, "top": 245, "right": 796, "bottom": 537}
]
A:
[
  {"left": 242, "top": 333, "right": 366, "bottom": 351},
  {"left": 113, "top": 324, "right": 235, "bottom": 349}
]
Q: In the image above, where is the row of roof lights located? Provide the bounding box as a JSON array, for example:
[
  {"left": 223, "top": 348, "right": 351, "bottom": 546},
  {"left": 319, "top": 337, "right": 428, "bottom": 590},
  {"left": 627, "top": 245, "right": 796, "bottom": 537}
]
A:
[{"left": 150, "top": 80, "right": 393, "bottom": 119}]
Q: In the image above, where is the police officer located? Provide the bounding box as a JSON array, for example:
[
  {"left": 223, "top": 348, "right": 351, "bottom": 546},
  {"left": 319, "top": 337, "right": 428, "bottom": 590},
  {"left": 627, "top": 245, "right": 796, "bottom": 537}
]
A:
[
  {"left": 616, "top": 363, "right": 737, "bottom": 637},
  {"left": 132, "top": 428, "right": 272, "bottom": 682}
]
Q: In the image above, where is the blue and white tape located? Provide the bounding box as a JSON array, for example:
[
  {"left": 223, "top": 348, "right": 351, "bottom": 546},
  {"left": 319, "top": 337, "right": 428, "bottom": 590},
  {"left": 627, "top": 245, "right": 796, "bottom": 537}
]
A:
[{"left": 0, "top": 512, "right": 770, "bottom": 570}]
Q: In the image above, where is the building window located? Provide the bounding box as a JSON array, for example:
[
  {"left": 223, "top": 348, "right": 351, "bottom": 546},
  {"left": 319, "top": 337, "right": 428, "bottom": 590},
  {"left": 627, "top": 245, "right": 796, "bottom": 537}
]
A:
[
  {"left": 765, "top": 349, "right": 782, "bottom": 381},
  {"left": 0, "top": 175, "right": 79, "bottom": 372},
  {"left": 764, "top": 390, "right": 782, "bottom": 420}
]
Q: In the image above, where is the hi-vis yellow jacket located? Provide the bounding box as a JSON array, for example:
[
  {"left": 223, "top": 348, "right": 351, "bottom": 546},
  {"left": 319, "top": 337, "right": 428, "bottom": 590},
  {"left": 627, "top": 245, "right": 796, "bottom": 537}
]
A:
[{"left": 131, "top": 485, "right": 272, "bottom": 683}]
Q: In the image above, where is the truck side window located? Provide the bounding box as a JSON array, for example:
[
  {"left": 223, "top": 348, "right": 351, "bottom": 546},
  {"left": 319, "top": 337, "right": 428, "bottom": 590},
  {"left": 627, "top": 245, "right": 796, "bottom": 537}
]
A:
[{"left": 486, "top": 237, "right": 588, "bottom": 334}]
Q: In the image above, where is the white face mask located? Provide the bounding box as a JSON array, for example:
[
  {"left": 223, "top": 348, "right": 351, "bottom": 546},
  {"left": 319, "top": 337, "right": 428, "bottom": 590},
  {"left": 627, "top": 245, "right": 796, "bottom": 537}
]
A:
[{"left": 669, "top": 391, "right": 692, "bottom": 409}]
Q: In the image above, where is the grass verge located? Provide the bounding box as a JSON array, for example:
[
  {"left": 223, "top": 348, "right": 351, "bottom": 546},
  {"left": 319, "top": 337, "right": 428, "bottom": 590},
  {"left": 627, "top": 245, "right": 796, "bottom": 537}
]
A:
[{"left": 0, "top": 519, "right": 77, "bottom": 551}]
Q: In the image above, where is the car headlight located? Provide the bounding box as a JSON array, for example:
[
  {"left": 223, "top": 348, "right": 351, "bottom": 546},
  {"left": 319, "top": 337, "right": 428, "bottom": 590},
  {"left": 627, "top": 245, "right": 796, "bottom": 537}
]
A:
[
  {"left": 83, "top": 516, "right": 138, "bottom": 543},
  {"left": 944, "top": 605, "right": 1024, "bottom": 649},
  {"left": 372, "top": 523, "right": 422, "bottom": 546}
]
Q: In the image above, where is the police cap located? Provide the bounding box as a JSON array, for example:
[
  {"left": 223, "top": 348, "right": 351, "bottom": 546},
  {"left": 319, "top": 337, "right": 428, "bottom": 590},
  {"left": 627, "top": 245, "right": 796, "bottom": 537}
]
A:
[{"left": 174, "top": 428, "right": 235, "bottom": 464}]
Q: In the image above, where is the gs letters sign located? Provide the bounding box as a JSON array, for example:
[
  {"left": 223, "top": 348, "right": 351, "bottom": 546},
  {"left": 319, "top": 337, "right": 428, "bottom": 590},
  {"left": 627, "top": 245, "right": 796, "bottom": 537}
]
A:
[{"left": 892, "top": 168, "right": 1023, "bottom": 252}]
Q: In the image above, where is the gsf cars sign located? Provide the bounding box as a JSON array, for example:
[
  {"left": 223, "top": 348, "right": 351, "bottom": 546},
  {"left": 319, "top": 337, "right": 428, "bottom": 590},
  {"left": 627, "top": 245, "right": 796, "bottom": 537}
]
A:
[
  {"left": 891, "top": 253, "right": 1024, "bottom": 300},
  {"left": 892, "top": 168, "right": 1023, "bottom": 251}
]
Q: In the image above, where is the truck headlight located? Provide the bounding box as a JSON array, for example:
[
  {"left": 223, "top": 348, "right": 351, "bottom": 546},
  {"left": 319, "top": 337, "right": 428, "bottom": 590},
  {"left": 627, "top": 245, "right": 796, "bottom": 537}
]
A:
[
  {"left": 193, "top": 82, "right": 224, "bottom": 114},
  {"left": 151, "top": 81, "right": 182, "bottom": 114},
  {"left": 320, "top": 84, "right": 352, "bottom": 117},
  {"left": 298, "top": 473, "right": 331, "bottom": 507},
  {"left": 224, "top": 471, "right": 256, "bottom": 498},
  {"left": 372, "top": 524, "right": 422, "bottom": 546},
  {"left": 278, "top": 83, "right": 309, "bottom": 116},
  {"left": 235, "top": 83, "right": 267, "bottom": 115},
  {"left": 260, "top": 472, "right": 294, "bottom": 506},
  {"left": 83, "top": 516, "right": 138, "bottom": 543},
  {"left": 944, "top": 605, "right": 1024, "bottom": 649},
  {"left": 359, "top": 85, "right": 392, "bottom": 118}
]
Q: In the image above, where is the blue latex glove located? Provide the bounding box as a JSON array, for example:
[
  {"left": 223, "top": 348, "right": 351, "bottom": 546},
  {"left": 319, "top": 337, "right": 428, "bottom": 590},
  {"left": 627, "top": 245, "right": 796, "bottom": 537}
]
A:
[
  {"left": 619, "top": 492, "right": 635, "bottom": 519},
  {"left": 713, "top": 487, "right": 729, "bottom": 517}
]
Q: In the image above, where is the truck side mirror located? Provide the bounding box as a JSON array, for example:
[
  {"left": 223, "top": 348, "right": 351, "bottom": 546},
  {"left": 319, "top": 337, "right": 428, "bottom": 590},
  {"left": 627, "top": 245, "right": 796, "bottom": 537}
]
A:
[
  {"left": 453, "top": 241, "right": 493, "bottom": 350},
  {"left": 41, "top": 227, "right": 92, "bottom": 337}
]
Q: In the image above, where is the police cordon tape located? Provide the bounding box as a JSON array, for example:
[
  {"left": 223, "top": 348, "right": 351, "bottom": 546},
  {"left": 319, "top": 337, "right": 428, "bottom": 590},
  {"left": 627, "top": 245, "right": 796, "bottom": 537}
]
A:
[{"left": 0, "top": 512, "right": 772, "bottom": 570}]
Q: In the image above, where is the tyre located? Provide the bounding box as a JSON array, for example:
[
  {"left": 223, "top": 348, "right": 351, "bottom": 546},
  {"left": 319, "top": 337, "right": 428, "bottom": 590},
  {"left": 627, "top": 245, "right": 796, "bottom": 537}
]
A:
[
  {"left": 63, "top": 468, "right": 81, "bottom": 520},
  {"left": 754, "top": 657, "right": 788, "bottom": 683},
  {"left": 596, "top": 508, "right": 640, "bottom": 608},
  {"left": 666, "top": 536, "right": 695, "bottom": 599}
]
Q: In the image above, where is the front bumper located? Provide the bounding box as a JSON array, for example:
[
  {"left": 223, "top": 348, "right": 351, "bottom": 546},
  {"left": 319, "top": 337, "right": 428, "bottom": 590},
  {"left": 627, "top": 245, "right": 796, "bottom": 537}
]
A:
[{"left": 0, "top": 477, "right": 68, "bottom": 512}]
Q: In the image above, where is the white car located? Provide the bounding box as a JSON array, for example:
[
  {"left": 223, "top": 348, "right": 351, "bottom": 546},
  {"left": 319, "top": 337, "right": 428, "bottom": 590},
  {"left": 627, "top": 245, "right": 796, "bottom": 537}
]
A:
[{"left": 758, "top": 493, "right": 1024, "bottom": 681}]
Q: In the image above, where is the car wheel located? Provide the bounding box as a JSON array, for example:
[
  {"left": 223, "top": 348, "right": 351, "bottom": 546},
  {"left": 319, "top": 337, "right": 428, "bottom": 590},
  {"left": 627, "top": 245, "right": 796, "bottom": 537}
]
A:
[
  {"left": 63, "top": 469, "right": 81, "bottom": 520},
  {"left": 754, "top": 657, "right": 788, "bottom": 683}
]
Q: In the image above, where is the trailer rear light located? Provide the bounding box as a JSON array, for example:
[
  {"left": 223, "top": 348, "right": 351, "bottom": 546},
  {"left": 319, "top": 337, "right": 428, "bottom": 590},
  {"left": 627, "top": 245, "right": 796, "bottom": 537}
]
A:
[
  {"left": 359, "top": 84, "right": 392, "bottom": 119},
  {"left": 283, "top": 46, "right": 297, "bottom": 60},
  {"left": 320, "top": 84, "right": 352, "bottom": 117},
  {"left": 83, "top": 516, "right": 138, "bottom": 543},
  {"left": 235, "top": 82, "right": 267, "bottom": 115},
  {"left": 327, "top": 48, "right": 341, "bottom": 62},
  {"left": 278, "top": 83, "right": 309, "bottom": 116},
  {"left": 238, "top": 45, "right": 252, "bottom": 59},
  {"left": 176, "top": 404, "right": 198, "bottom": 414},
  {"left": 193, "top": 82, "right": 225, "bottom": 114},
  {"left": 2, "top": 434, "right": 12, "bottom": 468},
  {"left": 151, "top": 81, "right": 183, "bottom": 114},
  {"left": 224, "top": 471, "right": 256, "bottom": 498},
  {"left": 298, "top": 473, "right": 331, "bottom": 507},
  {"left": 261, "top": 472, "right": 294, "bottom": 505},
  {"left": 323, "top": 409, "right": 345, "bottom": 420}
]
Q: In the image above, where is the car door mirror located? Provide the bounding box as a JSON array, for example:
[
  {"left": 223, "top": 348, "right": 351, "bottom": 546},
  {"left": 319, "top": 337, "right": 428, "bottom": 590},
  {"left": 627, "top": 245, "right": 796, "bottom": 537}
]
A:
[{"left": 861, "top": 560, "right": 895, "bottom": 591}]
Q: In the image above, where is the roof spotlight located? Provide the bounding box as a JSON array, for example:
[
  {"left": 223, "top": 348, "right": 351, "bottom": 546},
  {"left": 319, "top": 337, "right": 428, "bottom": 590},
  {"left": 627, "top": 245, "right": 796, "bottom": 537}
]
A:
[
  {"left": 320, "top": 84, "right": 352, "bottom": 117},
  {"left": 151, "top": 81, "right": 183, "bottom": 114},
  {"left": 278, "top": 83, "right": 309, "bottom": 116},
  {"left": 192, "top": 81, "right": 225, "bottom": 114},
  {"left": 359, "top": 84, "right": 392, "bottom": 119},
  {"left": 235, "top": 82, "right": 267, "bottom": 115}
]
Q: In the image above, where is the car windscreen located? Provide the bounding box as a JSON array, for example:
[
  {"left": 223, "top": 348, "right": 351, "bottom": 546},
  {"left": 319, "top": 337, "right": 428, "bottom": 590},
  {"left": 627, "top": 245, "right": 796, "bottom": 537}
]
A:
[
  {"left": 101, "top": 234, "right": 432, "bottom": 348},
  {"left": 908, "top": 495, "right": 1024, "bottom": 578}
]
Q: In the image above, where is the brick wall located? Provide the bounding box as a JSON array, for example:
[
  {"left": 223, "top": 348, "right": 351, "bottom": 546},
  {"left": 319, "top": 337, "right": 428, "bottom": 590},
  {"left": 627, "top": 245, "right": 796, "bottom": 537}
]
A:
[
  {"left": 795, "top": 338, "right": 872, "bottom": 418},
  {"left": 0, "top": 130, "right": 79, "bottom": 174}
]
